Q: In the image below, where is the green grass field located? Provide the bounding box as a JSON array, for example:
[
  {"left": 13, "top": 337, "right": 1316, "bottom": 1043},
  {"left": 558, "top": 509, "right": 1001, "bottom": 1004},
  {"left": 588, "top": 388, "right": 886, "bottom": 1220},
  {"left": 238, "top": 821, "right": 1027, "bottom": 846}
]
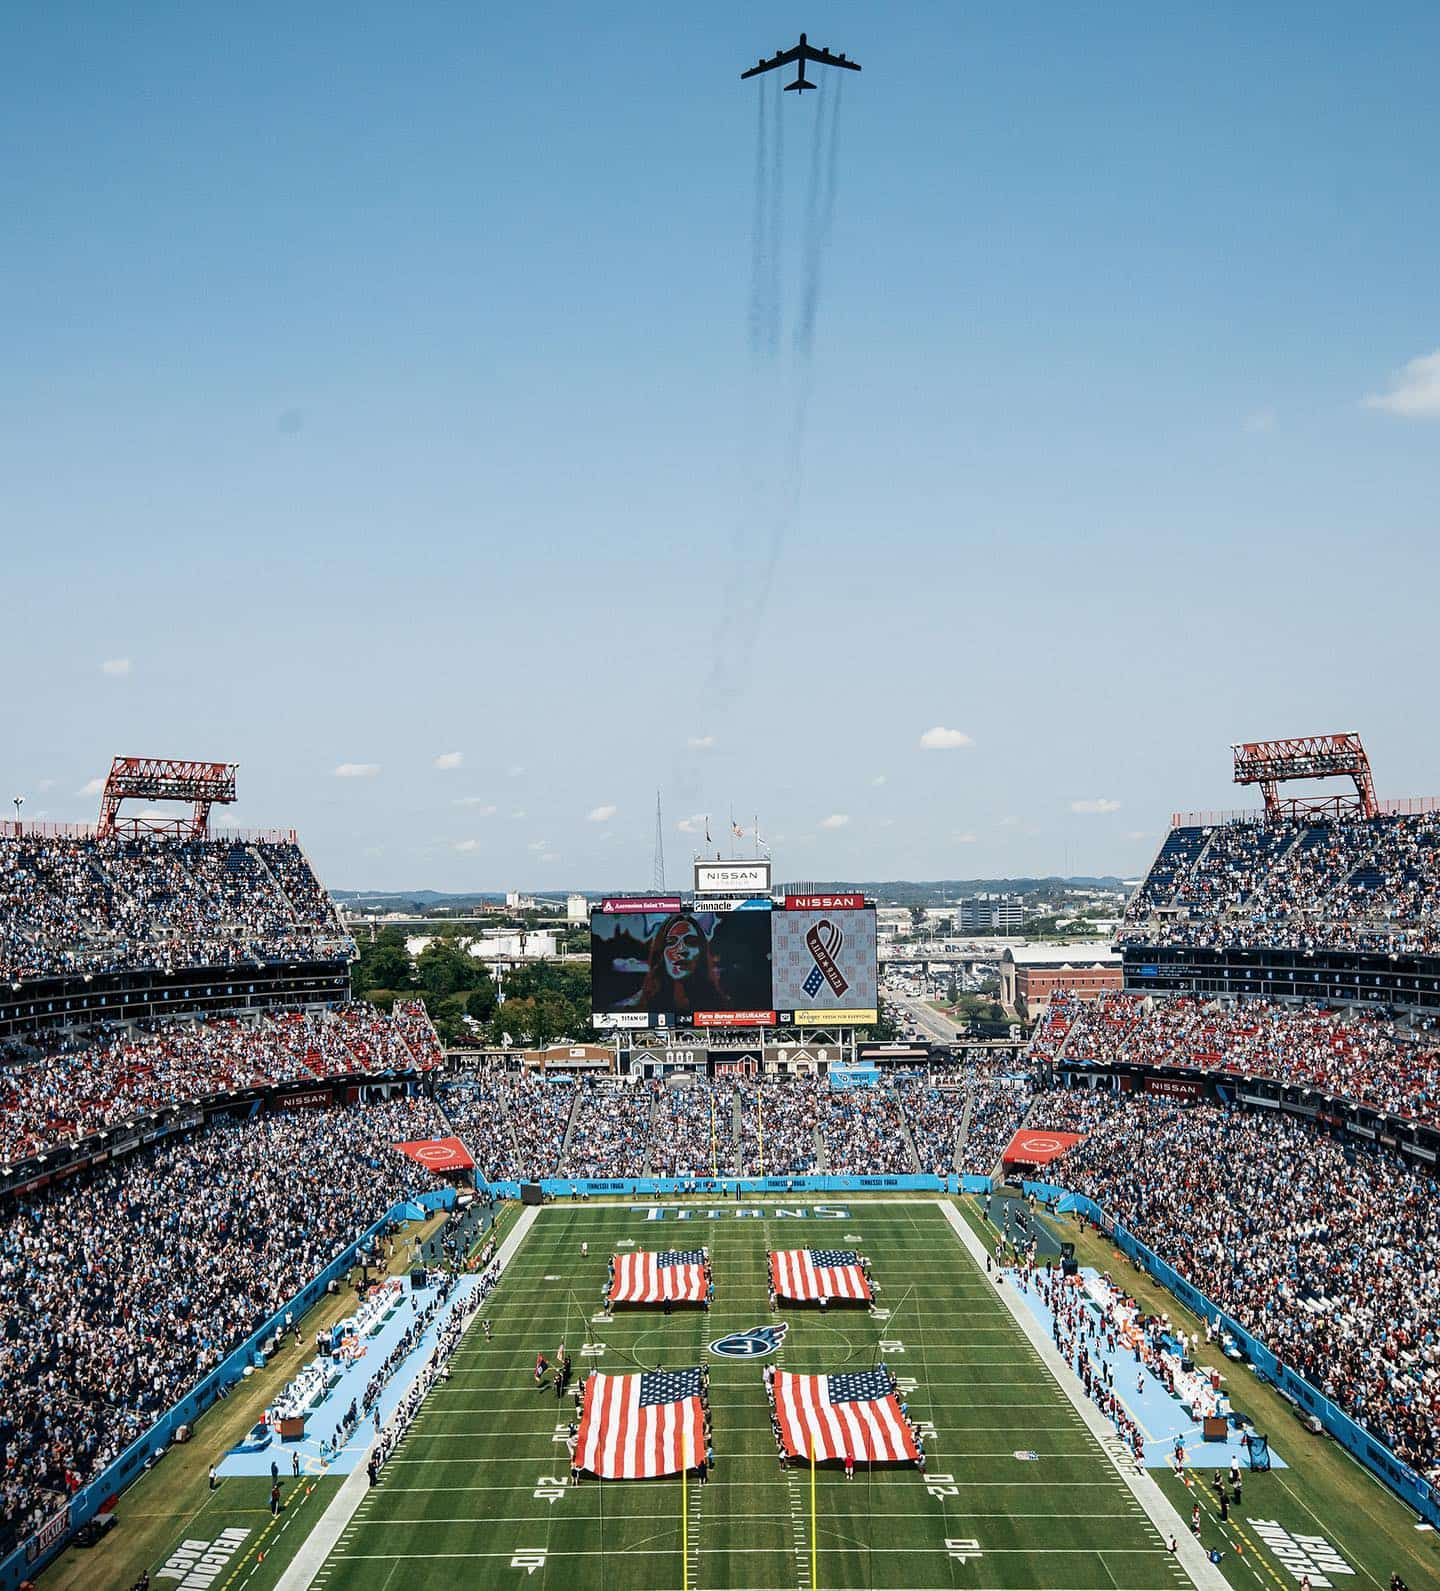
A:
[
  {"left": 312, "top": 1200, "right": 1190, "bottom": 1590},
  {"left": 50, "top": 1196, "right": 1435, "bottom": 1591}
]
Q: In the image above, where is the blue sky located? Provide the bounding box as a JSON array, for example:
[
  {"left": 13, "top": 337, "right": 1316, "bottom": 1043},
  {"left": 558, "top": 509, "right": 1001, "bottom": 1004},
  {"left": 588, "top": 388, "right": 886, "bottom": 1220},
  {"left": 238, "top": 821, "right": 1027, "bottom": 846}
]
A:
[{"left": 4, "top": 2, "right": 1438, "bottom": 890}]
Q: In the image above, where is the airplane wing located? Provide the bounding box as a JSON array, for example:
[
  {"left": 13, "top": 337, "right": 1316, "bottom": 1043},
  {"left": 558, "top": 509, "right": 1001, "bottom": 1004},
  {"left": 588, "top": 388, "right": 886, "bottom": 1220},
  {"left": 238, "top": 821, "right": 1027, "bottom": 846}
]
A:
[
  {"left": 740, "top": 44, "right": 802, "bottom": 80},
  {"left": 802, "top": 44, "right": 862, "bottom": 73}
]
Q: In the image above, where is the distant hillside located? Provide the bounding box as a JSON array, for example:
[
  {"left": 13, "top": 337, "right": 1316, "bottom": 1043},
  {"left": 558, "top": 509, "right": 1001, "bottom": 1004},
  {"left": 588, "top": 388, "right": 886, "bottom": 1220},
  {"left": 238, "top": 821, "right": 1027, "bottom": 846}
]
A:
[{"left": 332, "top": 878, "right": 1126, "bottom": 911}]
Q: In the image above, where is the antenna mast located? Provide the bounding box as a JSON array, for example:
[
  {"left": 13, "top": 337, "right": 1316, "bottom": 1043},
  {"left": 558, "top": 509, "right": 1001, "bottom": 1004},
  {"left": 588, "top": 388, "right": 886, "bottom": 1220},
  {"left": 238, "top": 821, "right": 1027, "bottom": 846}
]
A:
[{"left": 652, "top": 790, "right": 666, "bottom": 891}]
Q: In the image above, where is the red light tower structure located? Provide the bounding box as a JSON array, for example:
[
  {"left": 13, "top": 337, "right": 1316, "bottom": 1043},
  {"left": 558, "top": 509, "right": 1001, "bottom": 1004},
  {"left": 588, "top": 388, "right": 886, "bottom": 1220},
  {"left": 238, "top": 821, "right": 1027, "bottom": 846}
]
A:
[
  {"left": 1232, "top": 733, "right": 1378, "bottom": 822},
  {"left": 96, "top": 756, "right": 239, "bottom": 840}
]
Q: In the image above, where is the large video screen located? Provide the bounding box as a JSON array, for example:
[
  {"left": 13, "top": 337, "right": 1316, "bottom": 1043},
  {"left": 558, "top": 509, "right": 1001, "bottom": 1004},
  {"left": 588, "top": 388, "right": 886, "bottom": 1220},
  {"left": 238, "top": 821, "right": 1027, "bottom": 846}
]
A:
[
  {"left": 771, "top": 904, "right": 878, "bottom": 1023},
  {"left": 590, "top": 908, "right": 774, "bottom": 1028}
]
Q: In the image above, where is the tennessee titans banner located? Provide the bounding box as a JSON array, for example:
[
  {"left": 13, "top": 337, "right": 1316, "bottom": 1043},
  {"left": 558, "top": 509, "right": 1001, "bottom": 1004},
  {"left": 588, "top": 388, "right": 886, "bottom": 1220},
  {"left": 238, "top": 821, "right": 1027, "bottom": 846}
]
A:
[{"left": 771, "top": 906, "right": 878, "bottom": 1022}]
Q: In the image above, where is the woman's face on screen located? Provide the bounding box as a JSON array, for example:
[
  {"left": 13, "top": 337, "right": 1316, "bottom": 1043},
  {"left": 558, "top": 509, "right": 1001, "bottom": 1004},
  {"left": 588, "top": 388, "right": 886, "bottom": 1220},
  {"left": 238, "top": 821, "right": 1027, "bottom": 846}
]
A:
[{"left": 661, "top": 919, "right": 702, "bottom": 981}]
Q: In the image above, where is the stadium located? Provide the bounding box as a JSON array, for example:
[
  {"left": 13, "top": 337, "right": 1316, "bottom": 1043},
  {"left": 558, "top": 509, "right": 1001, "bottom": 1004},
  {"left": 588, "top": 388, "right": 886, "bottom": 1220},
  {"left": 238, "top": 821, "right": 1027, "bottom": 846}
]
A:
[{"left": 1, "top": 738, "right": 1436, "bottom": 1591}]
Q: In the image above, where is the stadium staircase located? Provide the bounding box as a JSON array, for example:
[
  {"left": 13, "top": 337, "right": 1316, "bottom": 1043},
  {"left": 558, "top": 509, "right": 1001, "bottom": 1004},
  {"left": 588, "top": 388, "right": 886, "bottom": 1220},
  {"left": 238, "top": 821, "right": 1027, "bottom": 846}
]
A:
[
  {"left": 954, "top": 1085, "right": 975, "bottom": 1168},
  {"left": 890, "top": 1089, "right": 923, "bottom": 1173},
  {"left": 640, "top": 1087, "right": 663, "bottom": 1177},
  {"left": 812, "top": 1123, "right": 828, "bottom": 1173},
  {"left": 554, "top": 1086, "right": 583, "bottom": 1172},
  {"left": 731, "top": 1088, "right": 743, "bottom": 1163}
]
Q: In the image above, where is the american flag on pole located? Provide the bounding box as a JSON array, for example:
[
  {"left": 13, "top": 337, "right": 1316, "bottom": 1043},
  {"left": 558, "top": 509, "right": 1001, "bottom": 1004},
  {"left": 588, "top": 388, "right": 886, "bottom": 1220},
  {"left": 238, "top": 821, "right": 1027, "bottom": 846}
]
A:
[
  {"left": 608, "top": 1249, "right": 708, "bottom": 1306},
  {"left": 769, "top": 1248, "right": 872, "bottom": 1303},
  {"left": 574, "top": 1367, "right": 705, "bottom": 1479},
  {"left": 771, "top": 1368, "right": 918, "bottom": 1465}
]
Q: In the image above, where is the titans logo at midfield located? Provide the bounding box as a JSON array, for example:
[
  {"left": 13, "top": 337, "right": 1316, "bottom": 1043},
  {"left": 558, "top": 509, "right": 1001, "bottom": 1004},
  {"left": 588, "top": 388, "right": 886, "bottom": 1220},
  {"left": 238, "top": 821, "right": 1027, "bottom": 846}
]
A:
[{"left": 708, "top": 1323, "right": 789, "bottom": 1360}]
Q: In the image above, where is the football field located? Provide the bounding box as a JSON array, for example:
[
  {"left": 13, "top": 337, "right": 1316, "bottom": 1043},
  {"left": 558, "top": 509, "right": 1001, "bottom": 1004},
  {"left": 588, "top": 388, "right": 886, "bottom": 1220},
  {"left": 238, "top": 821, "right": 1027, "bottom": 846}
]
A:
[{"left": 307, "top": 1198, "right": 1195, "bottom": 1590}]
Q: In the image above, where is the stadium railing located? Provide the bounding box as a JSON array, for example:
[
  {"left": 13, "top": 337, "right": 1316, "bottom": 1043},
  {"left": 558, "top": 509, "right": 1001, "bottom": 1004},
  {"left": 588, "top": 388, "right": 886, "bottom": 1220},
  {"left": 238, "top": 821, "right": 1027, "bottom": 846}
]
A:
[
  {"left": 0, "top": 1188, "right": 457, "bottom": 1591},
  {"left": 1016, "top": 1180, "right": 1440, "bottom": 1531},
  {"left": 474, "top": 1172, "right": 995, "bottom": 1198}
]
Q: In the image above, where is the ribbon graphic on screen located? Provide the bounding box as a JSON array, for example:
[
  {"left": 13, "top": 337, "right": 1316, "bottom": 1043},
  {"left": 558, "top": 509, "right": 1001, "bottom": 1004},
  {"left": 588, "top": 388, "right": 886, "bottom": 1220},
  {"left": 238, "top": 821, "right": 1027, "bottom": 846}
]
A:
[{"left": 802, "top": 919, "right": 849, "bottom": 998}]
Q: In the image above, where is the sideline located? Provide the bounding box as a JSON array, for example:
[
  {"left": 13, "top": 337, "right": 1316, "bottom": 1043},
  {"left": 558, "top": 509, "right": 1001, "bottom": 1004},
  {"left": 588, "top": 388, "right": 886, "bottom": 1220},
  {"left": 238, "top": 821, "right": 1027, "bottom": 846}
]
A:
[
  {"left": 938, "top": 1200, "right": 1228, "bottom": 1591},
  {"left": 273, "top": 1203, "right": 541, "bottom": 1591}
]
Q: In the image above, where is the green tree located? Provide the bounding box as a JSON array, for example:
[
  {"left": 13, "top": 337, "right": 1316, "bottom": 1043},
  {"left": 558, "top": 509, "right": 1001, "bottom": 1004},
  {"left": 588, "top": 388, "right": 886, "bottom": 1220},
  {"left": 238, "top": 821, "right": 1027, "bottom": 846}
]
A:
[
  {"left": 416, "top": 937, "right": 487, "bottom": 998},
  {"left": 350, "top": 928, "right": 415, "bottom": 996}
]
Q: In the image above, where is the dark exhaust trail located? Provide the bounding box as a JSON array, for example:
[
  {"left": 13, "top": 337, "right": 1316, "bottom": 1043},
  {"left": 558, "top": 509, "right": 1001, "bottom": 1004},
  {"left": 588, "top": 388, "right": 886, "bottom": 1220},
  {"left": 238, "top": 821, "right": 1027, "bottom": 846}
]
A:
[
  {"left": 767, "top": 72, "right": 785, "bottom": 357},
  {"left": 748, "top": 85, "right": 770, "bottom": 357},
  {"left": 795, "top": 76, "right": 843, "bottom": 366}
]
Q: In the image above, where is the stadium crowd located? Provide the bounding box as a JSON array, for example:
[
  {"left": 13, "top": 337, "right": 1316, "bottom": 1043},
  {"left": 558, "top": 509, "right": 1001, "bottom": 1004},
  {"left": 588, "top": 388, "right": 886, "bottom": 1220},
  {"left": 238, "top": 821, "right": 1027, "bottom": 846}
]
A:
[
  {"left": 0, "top": 1002, "right": 442, "bottom": 1164},
  {"left": 1032, "top": 1090, "right": 1440, "bottom": 1483},
  {"left": 1051, "top": 991, "right": 1440, "bottom": 1126},
  {"left": 651, "top": 1079, "right": 737, "bottom": 1177},
  {"left": 0, "top": 1097, "right": 444, "bottom": 1553},
  {"left": 0, "top": 833, "right": 352, "bottom": 982},
  {"left": 737, "top": 1076, "right": 820, "bottom": 1175},
  {"left": 438, "top": 1065, "right": 1040, "bottom": 1180},
  {"left": 961, "top": 1056, "right": 1035, "bottom": 1176},
  {"left": 819, "top": 1087, "right": 915, "bottom": 1174},
  {"left": 894, "top": 1074, "right": 963, "bottom": 1175},
  {"left": 1119, "top": 811, "right": 1440, "bottom": 954},
  {"left": 559, "top": 1081, "right": 653, "bottom": 1178}
]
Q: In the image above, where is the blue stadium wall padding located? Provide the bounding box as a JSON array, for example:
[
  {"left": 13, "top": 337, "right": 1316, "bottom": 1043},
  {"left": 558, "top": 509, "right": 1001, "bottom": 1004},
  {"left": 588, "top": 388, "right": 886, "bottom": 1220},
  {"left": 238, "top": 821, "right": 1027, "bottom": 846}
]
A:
[
  {"left": 960, "top": 1174, "right": 996, "bottom": 1194},
  {"left": 1020, "top": 1178, "right": 1081, "bottom": 1212},
  {"left": 0, "top": 1195, "right": 426, "bottom": 1591},
  {"left": 1054, "top": 1191, "right": 1439, "bottom": 1529},
  {"left": 474, "top": 1173, "right": 960, "bottom": 1200}
]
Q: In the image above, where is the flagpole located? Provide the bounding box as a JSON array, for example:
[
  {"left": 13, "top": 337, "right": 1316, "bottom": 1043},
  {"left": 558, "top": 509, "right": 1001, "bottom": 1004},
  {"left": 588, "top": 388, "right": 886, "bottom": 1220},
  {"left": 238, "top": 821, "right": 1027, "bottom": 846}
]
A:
[
  {"left": 810, "top": 1432, "right": 818, "bottom": 1589},
  {"left": 681, "top": 1429, "right": 689, "bottom": 1591}
]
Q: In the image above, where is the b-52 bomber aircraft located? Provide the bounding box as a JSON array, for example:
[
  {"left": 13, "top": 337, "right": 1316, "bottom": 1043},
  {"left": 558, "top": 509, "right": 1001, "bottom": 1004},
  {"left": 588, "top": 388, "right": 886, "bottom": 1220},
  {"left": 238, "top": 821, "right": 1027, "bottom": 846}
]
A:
[{"left": 740, "top": 33, "right": 862, "bottom": 94}]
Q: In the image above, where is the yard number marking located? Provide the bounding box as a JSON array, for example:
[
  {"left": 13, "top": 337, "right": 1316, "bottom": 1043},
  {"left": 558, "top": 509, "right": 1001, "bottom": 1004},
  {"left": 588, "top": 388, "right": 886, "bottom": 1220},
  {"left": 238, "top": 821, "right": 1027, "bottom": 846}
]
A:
[{"left": 511, "top": 1549, "right": 546, "bottom": 1574}]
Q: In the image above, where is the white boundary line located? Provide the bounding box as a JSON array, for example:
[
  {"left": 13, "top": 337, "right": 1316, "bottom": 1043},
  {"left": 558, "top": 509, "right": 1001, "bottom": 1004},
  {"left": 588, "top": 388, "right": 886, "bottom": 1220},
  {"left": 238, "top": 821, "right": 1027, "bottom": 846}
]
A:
[
  {"left": 273, "top": 1204, "right": 542, "bottom": 1591},
  {"left": 937, "top": 1201, "right": 1226, "bottom": 1591}
]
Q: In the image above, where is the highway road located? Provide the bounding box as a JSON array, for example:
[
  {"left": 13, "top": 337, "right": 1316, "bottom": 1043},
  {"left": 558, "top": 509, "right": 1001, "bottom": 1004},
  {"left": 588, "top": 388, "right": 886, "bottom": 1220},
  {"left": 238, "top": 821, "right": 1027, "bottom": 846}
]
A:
[{"left": 889, "top": 991, "right": 961, "bottom": 1045}]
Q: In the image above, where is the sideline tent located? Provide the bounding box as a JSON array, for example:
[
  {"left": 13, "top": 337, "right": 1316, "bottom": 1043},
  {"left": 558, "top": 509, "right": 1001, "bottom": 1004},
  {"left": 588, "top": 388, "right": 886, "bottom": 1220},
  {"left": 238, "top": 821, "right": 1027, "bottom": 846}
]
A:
[
  {"left": 1001, "top": 1129, "right": 1085, "bottom": 1168},
  {"left": 394, "top": 1136, "right": 475, "bottom": 1173}
]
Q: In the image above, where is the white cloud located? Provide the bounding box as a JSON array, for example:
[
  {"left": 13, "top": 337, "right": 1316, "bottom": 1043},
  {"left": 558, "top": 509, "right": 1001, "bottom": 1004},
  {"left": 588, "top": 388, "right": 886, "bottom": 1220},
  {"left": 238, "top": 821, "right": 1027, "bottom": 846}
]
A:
[
  {"left": 78, "top": 777, "right": 105, "bottom": 796},
  {"left": 455, "top": 839, "right": 481, "bottom": 852},
  {"left": 1364, "top": 349, "right": 1440, "bottom": 419},
  {"left": 954, "top": 831, "right": 978, "bottom": 843},
  {"left": 587, "top": 804, "right": 618, "bottom": 823},
  {"left": 36, "top": 778, "right": 56, "bottom": 793},
  {"left": 1126, "top": 829, "right": 1151, "bottom": 841},
  {"left": 540, "top": 852, "right": 559, "bottom": 864},
  {"left": 527, "top": 838, "right": 549, "bottom": 851},
  {"left": 820, "top": 813, "right": 850, "bottom": 829},
  {"left": 453, "top": 798, "right": 496, "bottom": 814},
  {"left": 507, "top": 765, "right": 525, "bottom": 778},
  {"left": 433, "top": 751, "right": 464, "bottom": 770},
  {"left": 334, "top": 762, "right": 381, "bottom": 779},
  {"left": 1244, "top": 408, "right": 1276, "bottom": 433},
  {"left": 999, "top": 815, "right": 1020, "bottom": 827},
  {"left": 511, "top": 808, "right": 527, "bottom": 820},
  {"left": 1070, "top": 797, "right": 1121, "bottom": 815},
  {"left": 676, "top": 814, "right": 707, "bottom": 834},
  {"left": 871, "top": 774, "right": 887, "bottom": 786},
  {"left": 876, "top": 817, "right": 895, "bottom": 829},
  {"left": 919, "top": 726, "right": 973, "bottom": 751},
  {"left": 687, "top": 735, "right": 716, "bottom": 750},
  {"left": 100, "top": 658, "right": 131, "bottom": 678}
]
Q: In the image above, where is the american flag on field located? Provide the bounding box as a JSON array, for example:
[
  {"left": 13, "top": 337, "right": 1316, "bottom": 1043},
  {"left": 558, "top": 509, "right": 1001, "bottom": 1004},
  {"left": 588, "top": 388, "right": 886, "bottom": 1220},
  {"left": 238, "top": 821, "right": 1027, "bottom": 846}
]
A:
[
  {"left": 574, "top": 1367, "right": 704, "bottom": 1479},
  {"left": 609, "top": 1250, "right": 708, "bottom": 1306},
  {"left": 769, "top": 1248, "right": 872, "bottom": 1303},
  {"left": 771, "top": 1368, "right": 918, "bottom": 1465}
]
